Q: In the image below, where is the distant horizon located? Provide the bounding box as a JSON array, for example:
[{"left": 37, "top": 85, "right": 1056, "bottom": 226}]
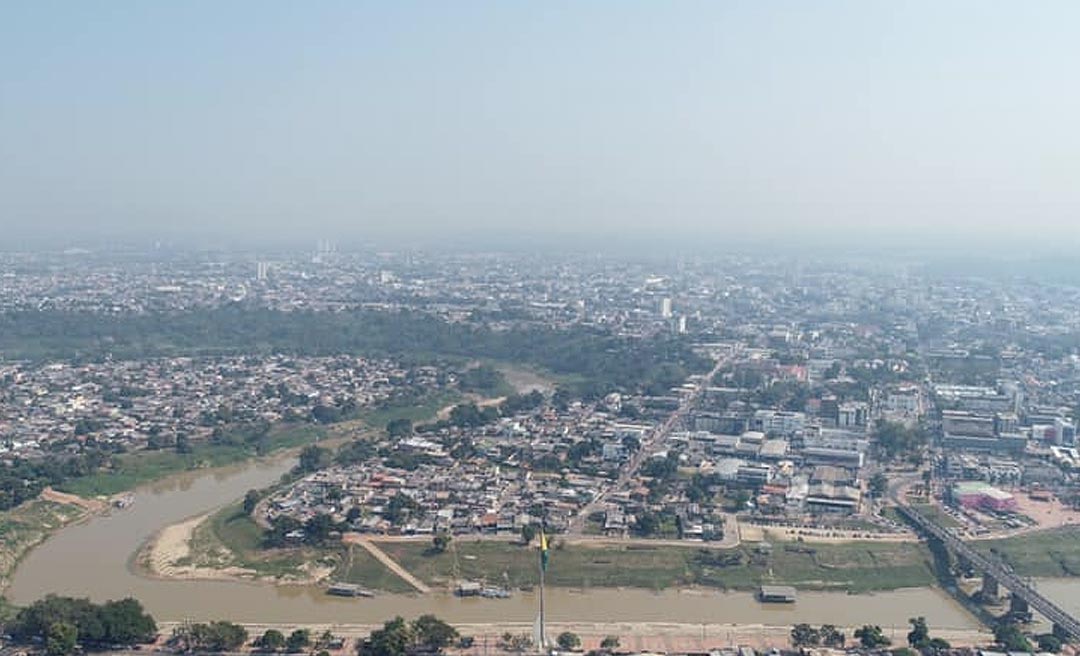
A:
[{"left": 3, "top": 2, "right": 1079, "bottom": 249}]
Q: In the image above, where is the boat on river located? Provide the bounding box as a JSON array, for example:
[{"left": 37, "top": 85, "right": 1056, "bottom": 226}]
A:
[{"left": 327, "top": 582, "right": 376, "bottom": 598}]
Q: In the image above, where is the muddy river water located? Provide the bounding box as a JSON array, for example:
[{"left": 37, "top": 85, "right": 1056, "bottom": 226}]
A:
[{"left": 8, "top": 453, "right": 1074, "bottom": 629}]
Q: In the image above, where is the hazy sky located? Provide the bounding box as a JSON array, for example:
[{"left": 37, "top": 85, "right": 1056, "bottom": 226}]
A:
[{"left": 2, "top": 2, "right": 1078, "bottom": 249}]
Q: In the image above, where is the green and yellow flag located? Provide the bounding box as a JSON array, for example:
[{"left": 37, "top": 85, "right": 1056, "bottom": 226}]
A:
[{"left": 539, "top": 529, "right": 549, "bottom": 572}]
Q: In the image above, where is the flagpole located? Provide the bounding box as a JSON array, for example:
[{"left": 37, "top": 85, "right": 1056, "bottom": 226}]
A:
[
  {"left": 538, "top": 526, "right": 548, "bottom": 652},
  {"left": 539, "top": 534, "right": 546, "bottom": 651}
]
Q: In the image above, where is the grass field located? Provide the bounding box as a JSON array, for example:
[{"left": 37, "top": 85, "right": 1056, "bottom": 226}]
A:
[
  {"left": 910, "top": 503, "right": 964, "bottom": 529},
  {"left": 358, "top": 391, "right": 461, "bottom": 429},
  {"left": 374, "top": 538, "right": 936, "bottom": 593},
  {"left": 976, "top": 526, "right": 1080, "bottom": 577},
  {"left": 195, "top": 503, "right": 414, "bottom": 592},
  {"left": 59, "top": 424, "right": 325, "bottom": 497},
  {"left": 188, "top": 503, "right": 333, "bottom": 580},
  {"left": 0, "top": 500, "right": 87, "bottom": 590},
  {"left": 334, "top": 545, "right": 416, "bottom": 594}
]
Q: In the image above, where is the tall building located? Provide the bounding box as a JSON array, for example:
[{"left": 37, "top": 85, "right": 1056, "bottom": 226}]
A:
[
  {"left": 660, "top": 297, "right": 673, "bottom": 318},
  {"left": 256, "top": 261, "right": 269, "bottom": 281}
]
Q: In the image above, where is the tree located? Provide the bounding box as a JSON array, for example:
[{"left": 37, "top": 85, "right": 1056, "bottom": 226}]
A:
[
  {"left": 11, "top": 595, "right": 156, "bottom": 648},
  {"left": 557, "top": 631, "right": 582, "bottom": 651},
  {"left": 256, "top": 629, "right": 287, "bottom": 652},
  {"left": 46, "top": 622, "right": 78, "bottom": 656},
  {"left": 411, "top": 615, "right": 458, "bottom": 652},
  {"left": 243, "top": 489, "right": 261, "bottom": 515},
  {"left": 498, "top": 632, "right": 533, "bottom": 653},
  {"left": 926, "top": 637, "right": 951, "bottom": 653},
  {"left": 993, "top": 622, "right": 1031, "bottom": 652},
  {"left": 521, "top": 524, "right": 537, "bottom": 545},
  {"left": 790, "top": 623, "right": 821, "bottom": 647},
  {"left": 170, "top": 621, "right": 248, "bottom": 653},
  {"left": 432, "top": 532, "right": 452, "bottom": 553},
  {"left": 315, "top": 630, "right": 337, "bottom": 650},
  {"left": 907, "top": 616, "right": 929, "bottom": 648},
  {"left": 600, "top": 636, "right": 620, "bottom": 652},
  {"left": 359, "top": 617, "right": 412, "bottom": 656},
  {"left": 286, "top": 629, "right": 311, "bottom": 653},
  {"left": 1037, "top": 633, "right": 1063, "bottom": 653},
  {"left": 635, "top": 511, "right": 660, "bottom": 537},
  {"left": 875, "top": 421, "right": 927, "bottom": 462},
  {"left": 854, "top": 625, "right": 890, "bottom": 649},
  {"left": 298, "top": 445, "right": 332, "bottom": 473},
  {"left": 304, "top": 513, "right": 336, "bottom": 545},
  {"left": 819, "top": 624, "right": 845, "bottom": 648},
  {"left": 869, "top": 472, "right": 888, "bottom": 499},
  {"left": 387, "top": 418, "right": 413, "bottom": 438}
]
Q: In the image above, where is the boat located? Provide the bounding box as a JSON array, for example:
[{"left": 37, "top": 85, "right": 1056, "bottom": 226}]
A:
[
  {"left": 480, "top": 586, "right": 512, "bottom": 599},
  {"left": 327, "top": 582, "right": 376, "bottom": 598},
  {"left": 757, "top": 585, "right": 796, "bottom": 603}
]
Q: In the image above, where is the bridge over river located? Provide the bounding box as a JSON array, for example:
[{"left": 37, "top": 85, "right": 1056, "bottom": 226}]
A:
[{"left": 897, "top": 504, "right": 1080, "bottom": 641}]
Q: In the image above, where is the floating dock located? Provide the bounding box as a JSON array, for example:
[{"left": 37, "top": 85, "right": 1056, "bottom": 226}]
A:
[
  {"left": 327, "top": 583, "right": 375, "bottom": 598},
  {"left": 758, "top": 585, "right": 797, "bottom": 603}
]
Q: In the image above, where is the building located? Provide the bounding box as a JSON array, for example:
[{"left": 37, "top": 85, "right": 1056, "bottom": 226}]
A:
[
  {"left": 950, "top": 481, "right": 1017, "bottom": 513},
  {"left": 737, "top": 463, "right": 774, "bottom": 486}
]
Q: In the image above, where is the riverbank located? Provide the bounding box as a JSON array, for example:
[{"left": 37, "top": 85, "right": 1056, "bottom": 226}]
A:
[
  {"left": 59, "top": 423, "right": 325, "bottom": 497},
  {"left": 136, "top": 504, "right": 340, "bottom": 586},
  {"left": 0, "top": 499, "right": 89, "bottom": 591},
  {"left": 146, "top": 501, "right": 938, "bottom": 594}
]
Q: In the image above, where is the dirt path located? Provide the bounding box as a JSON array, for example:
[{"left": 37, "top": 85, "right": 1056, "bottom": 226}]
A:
[
  {"left": 40, "top": 486, "right": 109, "bottom": 512},
  {"left": 343, "top": 534, "right": 431, "bottom": 593}
]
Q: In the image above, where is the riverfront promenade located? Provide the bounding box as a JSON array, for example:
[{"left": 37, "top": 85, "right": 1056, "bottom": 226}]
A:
[{"left": 151, "top": 621, "right": 995, "bottom": 654}]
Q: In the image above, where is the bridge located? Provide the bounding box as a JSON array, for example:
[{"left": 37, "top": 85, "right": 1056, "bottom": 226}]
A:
[{"left": 897, "top": 504, "right": 1080, "bottom": 640}]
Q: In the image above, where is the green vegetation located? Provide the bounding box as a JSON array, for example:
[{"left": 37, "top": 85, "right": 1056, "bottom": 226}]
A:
[
  {"left": 9, "top": 595, "right": 157, "bottom": 651},
  {"left": 854, "top": 625, "right": 891, "bottom": 649},
  {"left": 183, "top": 503, "right": 325, "bottom": 580},
  {"left": 357, "top": 615, "right": 459, "bottom": 656},
  {"left": 359, "top": 390, "right": 460, "bottom": 430},
  {"left": 0, "top": 308, "right": 709, "bottom": 398},
  {"left": 58, "top": 424, "right": 324, "bottom": 497},
  {"left": 169, "top": 620, "right": 248, "bottom": 653},
  {"left": 993, "top": 621, "right": 1032, "bottom": 652},
  {"left": 334, "top": 545, "right": 416, "bottom": 594},
  {"left": 910, "top": 503, "right": 962, "bottom": 529},
  {"left": 875, "top": 420, "right": 928, "bottom": 463},
  {"left": 375, "top": 538, "right": 935, "bottom": 593},
  {"left": 789, "top": 623, "right": 853, "bottom": 649},
  {"left": 188, "top": 502, "right": 414, "bottom": 592},
  {"left": 456, "top": 365, "right": 514, "bottom": 397},
  {"left": 976, "top": 526, "right": 1080, "bottom": 577},
  {"left": 556, "top": 631, "right": 581, "bottom": 651}
]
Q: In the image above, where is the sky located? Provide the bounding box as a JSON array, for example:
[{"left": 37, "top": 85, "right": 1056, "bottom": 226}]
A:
[{"left": 1, "top": 2, "right": 1078, "bottom": 251}]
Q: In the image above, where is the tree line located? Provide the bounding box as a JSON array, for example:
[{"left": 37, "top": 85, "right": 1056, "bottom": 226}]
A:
[
  {"left": 6, "top": 595, "right": 157, "bottom": 655},
  {"left": 0, "top": 307, "right": 709, "bottom": 398}
]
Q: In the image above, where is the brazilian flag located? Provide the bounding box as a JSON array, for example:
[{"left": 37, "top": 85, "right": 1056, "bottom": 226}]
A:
[{"left": 539, "top": 530, "right": 549, "bottom": 571}]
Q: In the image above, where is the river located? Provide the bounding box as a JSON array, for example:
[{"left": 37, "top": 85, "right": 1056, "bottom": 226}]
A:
[{"left": 4, "top": 453, "right": 1051, "bottom": 629}]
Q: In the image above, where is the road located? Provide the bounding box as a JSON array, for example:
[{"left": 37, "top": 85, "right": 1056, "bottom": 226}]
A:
[{"left": 567, "top": 357, "right": 728, "bottom": 536}]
